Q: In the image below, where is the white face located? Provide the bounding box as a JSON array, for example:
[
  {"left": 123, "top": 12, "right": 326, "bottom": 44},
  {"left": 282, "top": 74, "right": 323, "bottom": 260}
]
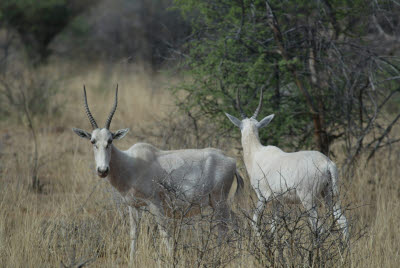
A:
[
  {"left": 91, "top": 128, "right": 113, "bottom": 178},
  {"left": 72, "top": 127, "right": 129, "bottom": 178},
  {"left": 72, "top": 86, "right": 129, "bottom": 179}
]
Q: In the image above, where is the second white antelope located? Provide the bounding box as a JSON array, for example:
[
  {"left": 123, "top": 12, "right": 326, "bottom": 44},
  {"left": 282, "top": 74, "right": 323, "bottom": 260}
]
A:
[
  {"left": 72, "top": 86, "right": 244, "bottom": 262},
  {"left": 224, "top": 89, "right": 348, "bottom": 239}
]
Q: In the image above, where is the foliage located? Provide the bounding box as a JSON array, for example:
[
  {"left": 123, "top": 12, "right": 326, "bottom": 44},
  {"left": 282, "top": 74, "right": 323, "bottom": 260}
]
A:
[
  {"left": 0, "top": 26, "right": 61, "bottom": 191},
  {"left": 172, "top": 0, "right": 400, "bottom": 159},
  {"left": 0, "top": 29, "right": 60, "bottom": 120},
  {"left": 55, "top": 0, "right": 190, "bottom": 65},
  {"left": 0, "top": 0, "right": 190, "bottom": 66},
  {"left": 0, "top": 0, "right": 73, "bottom": 59}
]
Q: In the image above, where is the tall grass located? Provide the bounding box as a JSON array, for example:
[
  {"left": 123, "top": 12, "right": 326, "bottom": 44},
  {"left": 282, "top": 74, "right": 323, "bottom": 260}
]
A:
[{"left": 0, "top": 63, "right": 399, "bottom": 267}]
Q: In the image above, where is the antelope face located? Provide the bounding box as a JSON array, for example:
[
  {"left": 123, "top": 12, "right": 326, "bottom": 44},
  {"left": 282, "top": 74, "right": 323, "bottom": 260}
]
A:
[
  {"left": 91, "top": 128, "right": 113, "bottom": 177},
  {"left": 72, "top": 85, "right": 129, "bottom": 178},
  {"left": 73, "top": 127, "right": 129, "bottom": 178},
  {"left": 91, "top": 128, "right": 129, "bottom": 177}
]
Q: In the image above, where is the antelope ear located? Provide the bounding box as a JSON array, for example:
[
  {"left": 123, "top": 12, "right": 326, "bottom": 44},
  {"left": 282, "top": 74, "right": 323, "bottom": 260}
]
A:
[
  {"left": 225, "top": 112, "right": 242, "bottom": 129},
  {"left": 256, "top": 114, "right": 274, "bottom": 129},
  {"left": 113, "top": 128, "right": 129, "bottom": 140},
  {"left": 72, "top": 128, "right": 91, "bottom": 139}
]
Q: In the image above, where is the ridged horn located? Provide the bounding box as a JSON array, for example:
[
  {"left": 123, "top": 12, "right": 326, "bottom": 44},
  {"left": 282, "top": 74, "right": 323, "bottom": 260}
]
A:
[
  {"left": 83, "top": 85, "right": 98, "bottom": 129},
  {"left": 104, "top": 84, "right": 118, "bottom": 129},
  {"left": 251, "top": 87, "right": 264, "bottom": 119},
  {"left": 236, "top": 89, "right": 247, "bottom": 119}
]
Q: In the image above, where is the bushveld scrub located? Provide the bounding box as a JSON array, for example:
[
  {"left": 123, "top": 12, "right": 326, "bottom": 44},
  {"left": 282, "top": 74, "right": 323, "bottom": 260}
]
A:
[
  {"left": 172, "top": 0, "right": 400, "bottom": 159},
  {"left": 1, "top": 1, "right": 398, "bottom": 267},
  {"left": 0, "top": 63, "right": 399, "bottom": 267}
]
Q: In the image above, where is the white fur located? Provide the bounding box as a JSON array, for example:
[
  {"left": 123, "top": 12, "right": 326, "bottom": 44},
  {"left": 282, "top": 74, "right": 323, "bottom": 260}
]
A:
[
  {"left": 225, "top": 114, "right": 349, "bottom": 239},
  {"left": 74, "top": 87, "right": 242, "bottom": 262},
  {"left": 74, "top": 127, "right": 242, "bottom": 261}
]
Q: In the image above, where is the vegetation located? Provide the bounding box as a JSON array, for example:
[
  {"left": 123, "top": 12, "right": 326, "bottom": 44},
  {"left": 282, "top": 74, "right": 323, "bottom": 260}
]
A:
[
  {"left": 0, "top": 0, "right": 86, "bottom": 60},
  {"left": 0, "top": 0, "right": 189, "bottom": 64},
  {"left": 0, "top": 0, "right": 399, "bottom": 267},
  {"left": 173, "top": 0, "right": 400, "bottom": 161},
  {"left": 0, "top": 67, "right": 399, "bottom": 267}
]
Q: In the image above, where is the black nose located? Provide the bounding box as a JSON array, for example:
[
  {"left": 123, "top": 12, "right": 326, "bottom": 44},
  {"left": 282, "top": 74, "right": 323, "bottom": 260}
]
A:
[{"left": 97, "top": 167, "right": 109, "bottom": 177}]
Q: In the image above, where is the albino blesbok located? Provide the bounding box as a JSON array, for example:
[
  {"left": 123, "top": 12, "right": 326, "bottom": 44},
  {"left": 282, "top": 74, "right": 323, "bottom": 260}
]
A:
[
  {"left": 224, "top": 89, "right": 348, "bottom": 239},
  {"left": 72, "top": 86, "right": 243, "bottom": 261}
]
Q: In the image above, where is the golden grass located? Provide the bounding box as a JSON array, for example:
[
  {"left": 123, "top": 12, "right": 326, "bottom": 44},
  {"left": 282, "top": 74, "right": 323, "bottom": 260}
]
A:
[{"left": 0, "top": 63, "right": 399, "bottom": 267}]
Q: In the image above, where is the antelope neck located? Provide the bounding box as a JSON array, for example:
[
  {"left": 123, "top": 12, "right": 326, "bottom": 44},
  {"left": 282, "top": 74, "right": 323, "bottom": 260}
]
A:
[
  {"left": 108, "top": 145, "right": 134, "bottom": 193},
  {"left": 241, "top": 127, "right": 262, "bottom": 161}
]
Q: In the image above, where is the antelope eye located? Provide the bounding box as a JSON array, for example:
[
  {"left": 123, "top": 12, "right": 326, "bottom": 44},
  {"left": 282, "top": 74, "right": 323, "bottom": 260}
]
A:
[
  {"left": 107, "top": 139, "right": 112, "bottom": 144},
  {"left": 91, "top": 140, "right": 96, "bottom": 144}
]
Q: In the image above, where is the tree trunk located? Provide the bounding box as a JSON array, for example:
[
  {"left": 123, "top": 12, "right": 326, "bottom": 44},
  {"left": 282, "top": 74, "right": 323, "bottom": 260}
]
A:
[{"left": 265, "top": 1, "right": 330, "bottom": 155}]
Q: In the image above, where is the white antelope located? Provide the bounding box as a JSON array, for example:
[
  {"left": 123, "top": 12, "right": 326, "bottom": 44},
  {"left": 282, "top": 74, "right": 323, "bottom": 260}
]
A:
[
  {"left": 72, "top": 86, "right": 243, "bottom": 261},
  {"left": 224, "top": 89, "right": 348, "bottom": 239}
]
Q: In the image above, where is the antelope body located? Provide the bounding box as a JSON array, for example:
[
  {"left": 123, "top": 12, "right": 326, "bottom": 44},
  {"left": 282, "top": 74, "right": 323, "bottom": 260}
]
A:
[
  {"left": 225, "top": 89, "right": 348, "bottom": 238},
  {"left": 72, "top": 86, "right": 243, "bottom": 261}
]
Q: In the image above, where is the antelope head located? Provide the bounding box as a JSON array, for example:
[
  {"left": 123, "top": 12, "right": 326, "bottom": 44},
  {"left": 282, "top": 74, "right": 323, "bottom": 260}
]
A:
[
  {"left": 224, "top": 88, "right": 274, "bottom": 138},
  {"left": 72, "top": 85, "right": 129, "bottom": 178}
]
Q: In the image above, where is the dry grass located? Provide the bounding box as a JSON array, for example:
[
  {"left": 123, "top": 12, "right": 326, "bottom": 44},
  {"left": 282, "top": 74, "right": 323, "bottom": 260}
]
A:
[{"left": 0, "top": 63, "right": 399, "bottom": 267}]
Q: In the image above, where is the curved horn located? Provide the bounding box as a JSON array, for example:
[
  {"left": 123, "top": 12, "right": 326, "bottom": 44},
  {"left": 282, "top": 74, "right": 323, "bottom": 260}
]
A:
[
  {"left": 83, "top": 85, "right": 98, "bottom": 129},
  {"left": 236, "top": 89, "right": 247, "bottom": 119},
  {"left": 251, "top": 87, "right": 264, "bottom": 119},
  {"left": 104, "top": 84, "right": 118, "bottom": 129}
]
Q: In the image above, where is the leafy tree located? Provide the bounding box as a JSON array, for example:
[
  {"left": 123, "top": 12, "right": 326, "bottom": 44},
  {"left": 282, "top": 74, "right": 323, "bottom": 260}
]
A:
[
  {"left": 53, "top": 0, "right": 190, "bottom": 65},
  {"left": 172, "top": 0, "right": 400, "bottom": 165},
  {"left": 0, "top": 0, "right": 97, "bottom": 60}
]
